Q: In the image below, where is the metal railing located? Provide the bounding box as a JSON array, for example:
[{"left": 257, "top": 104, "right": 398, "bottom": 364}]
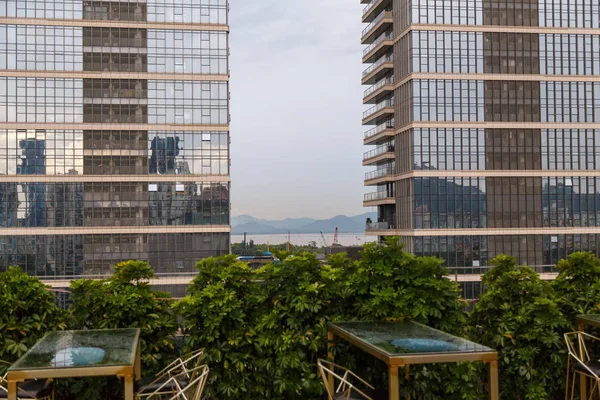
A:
[
  {"left": 365, "top": 167, "right": 395, "bottom": 180},
  {"left": 363, "top": 98, "right": 394, "bottom": 119},
  {"left": 363, "top": 31, "right": 393, "bottom": 56},
  {"left": 364, "top": 119, "right": 395, "bottom": 139},
  {"left": 364, "top": 191, "right": 394, "bottom": 202},
  {"left": 364, "top": 76, "right": 394, "bottom": 98},
  {"left": 362, "top": 10, "right": 392, "bottom": 37},
  {"left": 363, "top": 54, "right": 393, "bottom": 77},
  {"left": 363, "top": 144, "right": 394, "bottom": 160},
  {"left": 363, "top": 0, "right": 380, "bottom": 16},
  {"left": 366, "top": 221, "right": 394, "bottom": 230}
]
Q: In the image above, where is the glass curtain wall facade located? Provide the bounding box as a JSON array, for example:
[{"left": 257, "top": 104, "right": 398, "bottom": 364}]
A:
[
  {"left": 362, "top": 0, "right": 600, "bottom": 291},
  {"left": 0, "top": 0, "right": 230, "bottom": 278}
]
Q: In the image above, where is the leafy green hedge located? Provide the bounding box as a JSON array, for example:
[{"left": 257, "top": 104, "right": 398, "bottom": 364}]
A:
[{"left": 3, "top": 243, "right": 600, "bottom": 400}]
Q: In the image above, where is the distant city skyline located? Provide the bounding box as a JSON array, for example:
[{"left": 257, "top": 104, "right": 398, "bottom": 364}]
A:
[{"left": 230, "top": 0, "right": 370, "bottom": 220}]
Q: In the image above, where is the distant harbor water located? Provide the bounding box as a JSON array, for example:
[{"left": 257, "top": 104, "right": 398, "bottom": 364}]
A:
[{"left": 231, "top": 233, "right": 375, "bottom": 247}]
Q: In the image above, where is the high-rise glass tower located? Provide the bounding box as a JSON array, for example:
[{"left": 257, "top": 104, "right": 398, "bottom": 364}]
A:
[
  {"left": 362, "top": 0, "right": 600, "bottom": 282},
  {"left": 0, "top": 0, "right": 230, "bottom": 278}
]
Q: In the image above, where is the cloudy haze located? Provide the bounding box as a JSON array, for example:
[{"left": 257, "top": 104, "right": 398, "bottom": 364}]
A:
[{"left": 230, "top": 0, "right": 371, "bottom": 220}]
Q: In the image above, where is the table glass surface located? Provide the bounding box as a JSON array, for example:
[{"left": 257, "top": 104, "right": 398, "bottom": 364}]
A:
[
  {"left": 9, "top": 329, "right": 140, "bottom": 371},
  {"left": 577, "top": 314, "right": 600, "bottom": 324},
  {"left": 331, "top": 321, "right": 494, "bottom": 356}
]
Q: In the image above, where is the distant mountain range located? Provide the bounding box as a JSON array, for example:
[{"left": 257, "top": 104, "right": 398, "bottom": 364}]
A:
[{"left": 231, "top": 212, "right": 377, "bottom": 234}]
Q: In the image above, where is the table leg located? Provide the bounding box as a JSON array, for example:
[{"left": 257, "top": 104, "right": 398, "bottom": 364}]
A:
[
  {"left": 124, "top": 374, "right": 134, "bottom": 400},
  {"left": 327, "top": 331, "right": 334, "bottom": 396},
  {"left": 389, "top": 365, "right": 400, "bottom": 400},
  {"left": 489, "top": 360, "right": 499, "bottom": 400},
  {"left": 135, "top": 341, "right": 142, "bottom": 379},
  {"left": 7, "top": 379, "right": 17, "bottom": 400}
]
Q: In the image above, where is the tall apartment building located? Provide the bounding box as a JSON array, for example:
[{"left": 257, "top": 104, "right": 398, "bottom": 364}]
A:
[
  {"left": 362, "top": 0, "right": 600, "bottom": 285},
  {"left": 0, "top": 0, "right": 230, "bottom": 278}
]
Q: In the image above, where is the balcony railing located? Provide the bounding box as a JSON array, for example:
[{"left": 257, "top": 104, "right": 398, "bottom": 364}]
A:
[
  {"left": 366, "top": 221, "right": 394, "bottom": 230},
  {"left": 364, "top": 76, "right": 394, "bottom": 98},
  {"left": 363, "top": 31, "right": 393, "bottom": 56},
  {"left": 363, "top": 144, "right": 395, "bottom": 160},
  {"left": 363, "top": 0, "right": 378, "bottom": 15},
  {"left": 364, "top": 191, "right": 394, "bottom": 202},
  {"left": 364, "top": 119, "right": 395, "bottom": 139},
  {"left": 365, "top": 167, "right": 395, "bottom": 180},
  {"left": 363, "top": 99, "right": 394, "bottom": 119},
  {"left": 362, "top": 10, "right": 391, "bottom": 37},
  {"left": 363, "top": 54, "right": 393, "bottom": 78}
]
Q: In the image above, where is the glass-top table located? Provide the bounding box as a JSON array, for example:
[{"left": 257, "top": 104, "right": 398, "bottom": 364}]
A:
[
  {"left": 577, "top": 314, "right": 600, "bottom": 329},
  {"left": 327, "top": 321, "right": 498, "bottom": 400},
  {"left": 6, "top": 329, "right": 141, "bottom": 400}
]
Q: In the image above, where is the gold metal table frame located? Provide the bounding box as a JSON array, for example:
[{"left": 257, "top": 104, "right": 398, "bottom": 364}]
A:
[
  {"left": 6, "top": 329, "right": 142, "bottom": 400},
  {"left": 327, "top": 321, "right": 499, "bottom": 400}
]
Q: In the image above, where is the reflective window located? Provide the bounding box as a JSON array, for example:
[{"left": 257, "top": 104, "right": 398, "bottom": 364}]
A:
[
  {"left": 0, "top": 129, "right": 83, "bottom": 175},
  {"left": 148, "top": 131, "right": 229, "bottom": 175},
  {"left": 0, "top": 78, "right": 83, "bottom": 123},
  {"left": 543, "top": 177, "right": 600, "bottom": 227},
  {"left": 539, "top": 0, "right": 600, "bottom": 27},
  {"left": 0, "top": 0, "right": 82, "bottom": 19},
  {"left": 542, "top": 129, "right": 600, "bottom": 170},
  {"left": 411, "top": 0, "right": 483, "bottom": 25},
  {"left": 411, "top": 31, "right": 483, "bottom": 74},
  {"left": 148, "top": 81, "right": 228, "bottom": 125},
  {"left": 411, "top": 177, "right": 487, "bottom": 229},
  {"left": 148, "top": 0, "right": 227, "bottom": 24},
  {"left": 411, "top": 128, "right": 485, "bottom": 171},
  {"left": 0, "top": 25, "right": 83, "bottom": 71},
  {"left": 541, "top": 81, "right": 600, "bottom": 122},
  {"left": 541, "top": 34, "right": 600, "bottom": 75},
  {"left": 412, "top": 80, "right": 484, "bottom": 122},
  {"left": 148, "top": 30, "right": 228, "bottom": 74},
  {"left": 149, "top": 182, "right": 229, "bottom": 226}
]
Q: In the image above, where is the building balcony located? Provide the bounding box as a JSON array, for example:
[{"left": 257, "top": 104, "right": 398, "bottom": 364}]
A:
[
  {"left": 364, "top": 76, "right": 394, "bottom": 104},
  {"left": 364, "top": 190, "right": 395, "bottom": 206},
  {"left": 364, "top": 120, "right": 395, "bottom": 145},
  {"left": 365, "top": 167, "right": 395, "bottom": 185},
  {"left": 363, "top": 32, "right": 394, "bottom": 63},
  {"left": 363, "top": 0, "right": 393, "bottom": 22},
  {"left": 363, "top": 144, "right": 395, "bottom": 166},
  {"left": 363, "top": 99, "right": 394, "bottom": 125},
  {"left": 366, "top": 221, "right": 396, "bottom": 231},
  {"left": 362, "top": 11, "right": 393, "bottom": 44},
  {"left": 362, "top": 54, "right": 393, "bottom": 85}
]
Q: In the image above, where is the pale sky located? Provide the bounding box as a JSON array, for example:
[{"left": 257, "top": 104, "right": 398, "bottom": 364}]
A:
[{"left": 230, "top": 0, "right": 372, "bottom": 220}]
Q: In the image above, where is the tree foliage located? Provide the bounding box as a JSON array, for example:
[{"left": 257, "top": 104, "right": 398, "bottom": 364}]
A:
[
  {"left": 469, "top": 255, "right": 568, "bottom": 400},
  {"left": 0, "top": 267, "right": 67, "bottom": 373},
  {"left": 69, "top": 260, "right": 177, "bottom": 373},
  {"left": 552, "top": 251, "right": 600, "bottom": 326}
]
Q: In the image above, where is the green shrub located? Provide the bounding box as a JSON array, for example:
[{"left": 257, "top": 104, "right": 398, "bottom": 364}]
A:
[
  {"left": 0, "top": 267, "right": 67, "bottom": 373},
  {"left": 552, "top": 251, "right": 600, "bottom": 326},
  {"left": 69, "top": 260, "right": 177, "bottom": 373},
  {"left": 175, "top": 255, "right": 262, "bottom": 399},
  {"left": 469, "top": 255, "right": 568, "bottom": 400}
]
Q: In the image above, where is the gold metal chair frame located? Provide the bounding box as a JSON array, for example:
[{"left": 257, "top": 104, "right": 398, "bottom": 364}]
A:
[
  {"left": 565, "top": 331, "right": 600, "bottom": 400},
  {"left": 138, "top": 365, "right": 209, "bottom": 400},
  {"left": 136, "top": 349, "right": 205, "bottom": 399},
  {"left": 317, "top": 358, "right": 378, "bottom": 400}
]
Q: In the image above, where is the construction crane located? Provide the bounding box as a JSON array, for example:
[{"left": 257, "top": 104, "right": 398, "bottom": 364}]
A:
[
  {"left": 319, "top": 231, "right": 329, "bottom": 248},
  {"left": 333, "top": 227, "right": 339, "bottom": 246}
]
